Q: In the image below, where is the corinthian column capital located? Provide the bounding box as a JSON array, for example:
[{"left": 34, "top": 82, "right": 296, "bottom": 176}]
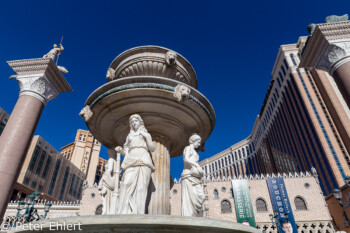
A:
[
  {"left": 316, "top": 40, "right": 350, "bottom": 75},
  {"left": 7, "top": 58, "right": 72, "bottom": 105},
  {"left": 16, "top": 75, "right": 59, "bottom": 105}
]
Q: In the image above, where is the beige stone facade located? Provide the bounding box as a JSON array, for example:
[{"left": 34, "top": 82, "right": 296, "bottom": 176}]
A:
[
  {"left": 170, "top": 173, "right": 334, "bottom": 232},
  {"left": 60, "top": 129, "right": 101, "bottom": 185}
]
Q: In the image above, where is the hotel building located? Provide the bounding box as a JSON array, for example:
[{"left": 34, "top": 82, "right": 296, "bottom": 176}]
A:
[
  {"left": 0, "top": 107, "right": 9, "bottom": 136},
  {"left": 60, "top": 129, "right": 102, "bottom": 185},
  {"left": 200, "top": 36, "right": 350, "bottom": 196},
  {"left": 1, "top": 108, "right": 86, "bottom": 202},
  {"left": 94, "top": 157, "right": 108, "bottom": 184},
  {"left": 14, "top": 135, "right": 85, "bottom": 202}
]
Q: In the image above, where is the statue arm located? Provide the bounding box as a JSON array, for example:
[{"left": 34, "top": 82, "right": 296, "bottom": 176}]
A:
[
  {"left": 115, "top": 146, "right": 126, "bottom": 156},
  {"left": 141, "top": 131, "right": 155, "bottom": 152},
  {"left": 183, "top": 147, "right": 199, "bottom": 168},
  {"left": 107, "top": 158, "right": 114, "bottom": 175},
  {"left": 115, "top": 135, "right": 129, "bottom": 156}
]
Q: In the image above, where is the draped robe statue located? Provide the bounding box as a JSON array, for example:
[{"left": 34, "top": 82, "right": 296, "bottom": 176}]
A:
[
  {"left": 181, "top": 134, "right": 205, "bottom": 216},
  {"left": 98, "top": 149, "right": 117, "bottom": 215},
  {"left": 115, "top": 114, "right": 155, "bottom": 214}
]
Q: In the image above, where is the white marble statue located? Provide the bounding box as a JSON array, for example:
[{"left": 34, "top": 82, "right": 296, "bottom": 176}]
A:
[
  {"left": 43, "top": 43, "right": 69, "bottom": 73},
  {"left": 43, "top": 44, "right": 64, "bottom": 61},
  {"left": 98, "top": 149, "right": 117, "bottom": 215},
  {"left": 181, "top": 134, "right": 205, "bottom": 217},
  {"left": 115, "top": 114, "right": 155, "bottom": 214}
]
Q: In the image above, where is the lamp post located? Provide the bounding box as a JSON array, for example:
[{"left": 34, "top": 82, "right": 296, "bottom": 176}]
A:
[
  {"left": 16, "top": 192, "right": 52, "bottom": 223},
  {"left": 333, "top": 188, "right": 350, "bottom": 208},
  {"left": 332, "top": 175, "right": 350, "bottom": 208},
  {"left": 269, "top": 211, "right": 288, "bottom": 232}
]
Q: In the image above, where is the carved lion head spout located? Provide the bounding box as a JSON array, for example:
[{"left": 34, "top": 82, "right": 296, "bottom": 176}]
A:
[
  {"left": 106, "top": 68, "right": 116, "bottom": 81},
  {"left": 79, "top": 105, "right": 93, "bottom": 122},
  {"left": 173, "top": 84, "right": 191, "bottom": 102},
  {"left": 166, "top": 51, "right": 177, "bottom": 66}
]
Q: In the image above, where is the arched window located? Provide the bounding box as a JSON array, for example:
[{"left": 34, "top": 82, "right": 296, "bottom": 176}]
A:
[
  {"left": 294, "top": 197, "right": 307, "bottom": 210},
  {"left": 221, "top": 200, "right": 232, "bottom": 214},
  {"left": 95, "top": 204, "right": 103, "bottom": 215},
  {"left": 256, "top": 198, "right": 267, "bottom": 212},
  {"left": 235, "top": 152, "right": 238, "bottom": 160},
  {"left": 214, "top": 189, "right": 219, "bottom": 199}
]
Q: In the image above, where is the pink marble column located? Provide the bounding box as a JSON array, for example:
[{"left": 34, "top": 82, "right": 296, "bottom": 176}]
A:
[
  {"left": 0, "top": 58, "right": 72, "bottom": 221},
  {"left": 332, "top": 62, "right": 350, "bottom": 108},
  {"left": 0, "top": 95, "right": 44, "bottom": 220}
]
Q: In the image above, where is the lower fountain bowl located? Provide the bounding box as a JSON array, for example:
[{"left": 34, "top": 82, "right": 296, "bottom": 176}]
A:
[{"left": 11, "top": 215, "right": 261, "bottom": 233}]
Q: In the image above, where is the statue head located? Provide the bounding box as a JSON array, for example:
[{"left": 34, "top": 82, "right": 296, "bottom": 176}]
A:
[
  {"left": 189, "top": 134, "right": 201, "bottom": 148},
  {"left": 173, "top": 84, "right": 190, "bottom": 102},
  {"left": 166, "top": 51, "right": 177, "bottom": 66},
  {"left": 53, "top": 44, "right": 58, "bottom": 48},
  {"left": 129, "top": 114, "right": 147, "bottom": 132}
]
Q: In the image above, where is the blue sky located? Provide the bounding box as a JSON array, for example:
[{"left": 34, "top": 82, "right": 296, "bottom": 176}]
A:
[{"left": 0, "top": 1, "right": 349, "bottom": 179}]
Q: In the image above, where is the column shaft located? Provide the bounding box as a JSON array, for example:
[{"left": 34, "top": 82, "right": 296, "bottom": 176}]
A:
[
  {"left": 332, "top": 62, "right": 350, "bottom": 109},
  {"left": 0, "top": 95, "right": 44, "bottom": 220},
  {"left": 147, "top": 137, "right": 170, "bottom": 215}
]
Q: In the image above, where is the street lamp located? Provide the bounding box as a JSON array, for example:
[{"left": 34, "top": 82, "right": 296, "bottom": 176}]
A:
[
  {"left": 16, "top": 192, "right": 52, "bottom": 223},
  {"left": 333, "top": 188, "right": 350, "bottom": 208}
]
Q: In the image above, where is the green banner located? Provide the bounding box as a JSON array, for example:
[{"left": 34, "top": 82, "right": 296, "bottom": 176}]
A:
[{"left": 232, "top": 179, "right": 256, "bottom": 227}]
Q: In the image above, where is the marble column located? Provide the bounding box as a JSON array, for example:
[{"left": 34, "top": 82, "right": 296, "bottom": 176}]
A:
[
  {"left": 147, "top": 134, "right": 170, "bottom": 215},
  {"left": 318, "top": 42, "right": 350, "bottom": 109},
  {"left": 0, "top": 58, "right": 72, "bottom": 221},
  {"left": 299, "top": 21, "right": 350, "bottom": 110}
]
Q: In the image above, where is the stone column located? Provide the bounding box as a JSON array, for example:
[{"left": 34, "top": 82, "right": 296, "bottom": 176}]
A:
[
  {"left": 299, "top": 21, "right": 350, "bottom": 109},
  {"left": 0, "top": 58, "right": 72, "bottom": 221},
  {"left": 147, "top": 134, "right": 170, "bottom": 215},
  {"left": 328, "top": 43, "right": 350, "bottom": 108}
]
